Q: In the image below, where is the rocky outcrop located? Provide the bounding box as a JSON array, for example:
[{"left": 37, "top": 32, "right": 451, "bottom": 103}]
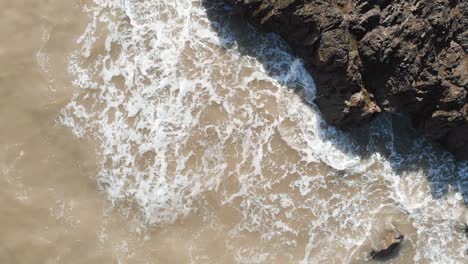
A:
[{"left": 224, "top": 0, "right": 468, "bottom": 159}]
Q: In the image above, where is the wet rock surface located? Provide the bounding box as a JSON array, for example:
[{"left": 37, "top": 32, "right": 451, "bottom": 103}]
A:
[
  {"left": 369, "top": 231, "right": 404, "bottom": 261},
  {"left": 224, "top": 0, "right": 468, "bottom": 159}
]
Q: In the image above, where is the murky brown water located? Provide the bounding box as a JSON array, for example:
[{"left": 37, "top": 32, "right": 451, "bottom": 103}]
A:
[{"left": 1, "top": 1, "right": 467, "bottom": 263}]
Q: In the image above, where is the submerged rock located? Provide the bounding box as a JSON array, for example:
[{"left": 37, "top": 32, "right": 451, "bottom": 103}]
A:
[
  {"left": 369, "top": 231, "right": 404, "bottom": 261},
  {"left": 223, "top": 0, "right": 468, "bottom": 159}
]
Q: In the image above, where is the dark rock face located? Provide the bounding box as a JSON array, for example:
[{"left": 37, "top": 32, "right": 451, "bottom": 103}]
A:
[{"left": 224, "top": 0, "right": 468, "bottom": 159}]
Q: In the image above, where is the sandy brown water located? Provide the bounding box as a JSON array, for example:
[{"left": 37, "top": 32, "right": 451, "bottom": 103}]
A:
[
  {"left": 0, "top": 0, "right": 109, "bottom": 262},
  {"left": 1, "top": 1, "right": 467, "bottom": 263}
]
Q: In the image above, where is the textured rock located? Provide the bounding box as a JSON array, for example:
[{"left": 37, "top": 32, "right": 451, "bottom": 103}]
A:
[
  {"left": 224, "top": 0, "right": 468, "bottom": 159},
  {"left": 369, "top": 231, "right": 404, "bottom": 261}
]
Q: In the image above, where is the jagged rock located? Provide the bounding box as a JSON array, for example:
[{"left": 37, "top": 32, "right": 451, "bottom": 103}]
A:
[
  {"left": 224, "top": 0, "right": 468, "bottom": 159},
  {"left": 369, "top": 231, "right": 404, "bottom": 261}
]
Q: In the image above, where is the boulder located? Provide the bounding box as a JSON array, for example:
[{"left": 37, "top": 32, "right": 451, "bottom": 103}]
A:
[{"left": 369, "top": 231, "right": 404, "bottom": 261}]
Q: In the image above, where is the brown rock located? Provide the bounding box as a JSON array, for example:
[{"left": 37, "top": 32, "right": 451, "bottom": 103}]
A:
[
  {"left": 224, "top": 0, "right": 468, "bottom": 159},
  {"left": 369, "top": 231, "right": 404, "bottom": 261}
]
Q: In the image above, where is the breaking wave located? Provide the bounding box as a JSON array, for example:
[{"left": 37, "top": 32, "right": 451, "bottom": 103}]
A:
[{"left": 60, "top": 0, "right": 468, "bottom": 263}]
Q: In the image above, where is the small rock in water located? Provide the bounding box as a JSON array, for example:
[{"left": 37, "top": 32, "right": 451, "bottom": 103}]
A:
[
  {"left": 456, "top": 222, "right": 468, "bottom": 238},
  {"left": 369, "top": 231, "right": 404, "bottom": 261}
]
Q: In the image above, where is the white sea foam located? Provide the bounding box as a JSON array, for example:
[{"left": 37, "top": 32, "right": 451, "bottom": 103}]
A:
[{"left": 61, "top": 0, "right": 468, "bottom": 263}]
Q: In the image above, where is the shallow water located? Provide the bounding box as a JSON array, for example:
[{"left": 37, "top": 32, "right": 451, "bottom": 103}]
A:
[{"left": 1, "top": 0, "right": 467, "bottom": 263}]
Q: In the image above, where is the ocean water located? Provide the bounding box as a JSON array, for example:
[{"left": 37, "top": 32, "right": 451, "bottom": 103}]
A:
[{"left": 1, "top": 0, "right": 467, "bottom": 263}]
